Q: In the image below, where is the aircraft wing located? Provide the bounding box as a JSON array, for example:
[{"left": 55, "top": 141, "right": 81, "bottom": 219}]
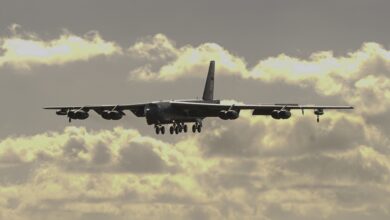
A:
[
  {"left": 44, "top": 103, "right": 147, "bottom": 117},
  {"left": 170, "top": 101, "right": 353, "bottom": 116}
]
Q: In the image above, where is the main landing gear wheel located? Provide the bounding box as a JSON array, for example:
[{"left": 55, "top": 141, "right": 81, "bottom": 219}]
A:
[
  {"left": 192, "top": 123, "right": 202, "bottom": 133},
  {"left": 166, "top": 123, "right": 192, "bottom": 135},
  {"left": 155, "top": 125, "right": 165, "bottom": 135},
  {"left": 154, "top": 125, "right": 165, "bottom": 134}
]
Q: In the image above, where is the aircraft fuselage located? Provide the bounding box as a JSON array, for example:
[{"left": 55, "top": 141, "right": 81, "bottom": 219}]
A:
[{"left": 144, "top": 99, "right": 219, "bottom": 125}]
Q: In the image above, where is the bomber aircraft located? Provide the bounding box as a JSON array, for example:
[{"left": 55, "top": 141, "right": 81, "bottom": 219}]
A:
[{"left": 45, "top": 61, "right": 353, "bottom": 135}]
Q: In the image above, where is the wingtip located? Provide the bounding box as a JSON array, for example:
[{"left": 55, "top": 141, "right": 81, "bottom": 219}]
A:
[{"left": 43, "top": 106, "right": 59, "bottom": 110}]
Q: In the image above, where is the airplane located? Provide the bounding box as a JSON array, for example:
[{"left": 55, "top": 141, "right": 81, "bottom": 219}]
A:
[{"left": 44, "top": 61, "right": 353, "bottom": 135}]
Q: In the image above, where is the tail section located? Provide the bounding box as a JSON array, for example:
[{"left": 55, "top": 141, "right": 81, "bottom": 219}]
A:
[{"left": 202, "top": 61, "right": 215, "bottom": 101}]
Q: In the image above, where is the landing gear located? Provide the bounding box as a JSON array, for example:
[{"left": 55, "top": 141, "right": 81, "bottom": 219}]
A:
[
  {"left": 155, "top": 122, "right": 201, "bottom": 135},
  {"left": 192, "top": 122, "right": 202, "bottom": 133},
  {"left": 154, "top": 125, "right": 165, "bottom": 135},
  {"left": 173, "top": 123, "right": 184, "bottom": 134}
]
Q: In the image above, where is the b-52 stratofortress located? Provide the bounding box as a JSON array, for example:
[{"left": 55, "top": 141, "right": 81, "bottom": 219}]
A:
[{"left": 45, "top": 61, "right": 353, "bottom": 135}]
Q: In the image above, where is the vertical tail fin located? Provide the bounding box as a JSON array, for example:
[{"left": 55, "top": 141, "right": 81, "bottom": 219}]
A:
[{"left": 202, "top": 61, "right": 215, "bottom": 101}]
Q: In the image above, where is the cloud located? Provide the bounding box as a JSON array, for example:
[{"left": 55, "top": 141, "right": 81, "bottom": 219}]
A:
[
  {"left": 0, "top": 113, "right": 389, "bottom": 220},
  {"left": 1, "top": 33, "right": 390, "bottom": 219},
  {"left": 0, "top": 127, "right": 212, "bottom": 219},
  {"left": 128, "top": 34, "right": 178, "bottom": 61},
  {"left": 128, "top": 34, "right": 247, "bottom": 81},
  {"left": 0, "top": 26, "right": 122, "bottom": 70}
]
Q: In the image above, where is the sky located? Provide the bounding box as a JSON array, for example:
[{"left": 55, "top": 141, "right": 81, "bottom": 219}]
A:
[{"left": 0, "top": 0, "right": 390, "bottom": 219}]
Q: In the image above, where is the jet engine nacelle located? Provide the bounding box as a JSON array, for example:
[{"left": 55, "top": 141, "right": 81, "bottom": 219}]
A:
[
  {"left": 314, "top": 109, "right": 324, "bottom": 116},
  {"left": 68, "top": 110, "right": 89, "bottom": 120},
  {"left": 226, "top": 110, "right": 239, "bottom": 119},
  {"left": 271, "top": 110, "right": 280, "bottom": 119},
  {"left": 219, "top": 110, "right": 239, "bottom": 120},
  {"left": 279, "top": 110, "right": 291, "bottom": 119},
  {"left": 109, "top": 110, "right": 123, "bottom": 120},
  {"left": 101, "top": 110, "right": 123, "bottom": 120},
  {"left": 218, "top": 110, "right": 228, "bottom": 120},
  {"left": 56, "top": 109, "right": 67, "bottom": 116},
  {"left": 271, "top": 110, "right": 291, "bottom": 120}
]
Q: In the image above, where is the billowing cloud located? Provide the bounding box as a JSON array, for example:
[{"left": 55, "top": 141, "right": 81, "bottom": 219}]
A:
[
  {"left": 0, "top": 107, "right": 390, "bottom": 220},
  {"left": 128, "top": 34, "right": 247, "bottom": 81},
  {"left": 0, "top": 26, "right": 122, "bottom": 70},
  {"left": 128, "top": 34, "right": 178, "bottom": 61}
]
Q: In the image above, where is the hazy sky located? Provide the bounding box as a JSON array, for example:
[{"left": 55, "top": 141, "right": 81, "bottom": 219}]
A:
[{"left": 0, "top": 1, "right": 390, "bottom": 219}]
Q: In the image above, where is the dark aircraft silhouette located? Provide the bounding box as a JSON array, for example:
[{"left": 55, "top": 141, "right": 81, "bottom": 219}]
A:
[{"left": 45, "top": 61, "right": 353, "bottom": 135}]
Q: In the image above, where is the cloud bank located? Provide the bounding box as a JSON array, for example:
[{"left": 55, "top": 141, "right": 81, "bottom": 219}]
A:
[
  {"left": 0, "top": 26, "right": 121, "bottom": 70},
  {"left": 1, "top": 109, "right": 390, "bottom": 220}
]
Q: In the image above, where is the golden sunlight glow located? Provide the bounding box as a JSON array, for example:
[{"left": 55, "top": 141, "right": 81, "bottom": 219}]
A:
[{"left": 0, "top": 32, "right": 122, "bottom": 69}]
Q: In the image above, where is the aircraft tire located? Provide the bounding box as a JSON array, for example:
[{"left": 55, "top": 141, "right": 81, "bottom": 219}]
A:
[
  {"left": 155, "top": 126, "right": 160, "bottom": 135},
  {"left": 192, "top": 124, "right": 196, "bottom": 133},
  {"left": 170, "top": 126, "right": 174, "bottom": 134},
  {"left": 183, "top": 124, "right": 188, "bottom": 133},
  {"left": 197, "top": 125, "right": 201, "bottom": 133},
  {"left": 175, "top": 126, "right": 179, "bottom": 134},
  {"left": 161, "top": 126, "right": 165, "bottom": 134}
]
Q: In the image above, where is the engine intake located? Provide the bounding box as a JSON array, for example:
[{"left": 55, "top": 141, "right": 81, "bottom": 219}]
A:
[
  {"left": 314, "top": 109, "right": 324, "bottom": 116},
  {"left": 68, "top": 110, "right": 89, "bottom": 120},
  {"left": 219, "top": 110, "right": 239, "bottom": 120},
  {"left": 56, "top": 109, "right": 67, "bottom": 116},
  {"left": 101, "top": 110, "right": 123, "bottom": 120},
  {"left": 271, "top": 110, "right": 291, "bottom": 120}
]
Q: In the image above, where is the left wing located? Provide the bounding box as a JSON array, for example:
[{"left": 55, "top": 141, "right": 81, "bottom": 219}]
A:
[
  {"left": 170, "top": 101, "right": 353, "bottom": 111},
  {"left": 170, "top": 101, "right": 353, "bottom": 122}
]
